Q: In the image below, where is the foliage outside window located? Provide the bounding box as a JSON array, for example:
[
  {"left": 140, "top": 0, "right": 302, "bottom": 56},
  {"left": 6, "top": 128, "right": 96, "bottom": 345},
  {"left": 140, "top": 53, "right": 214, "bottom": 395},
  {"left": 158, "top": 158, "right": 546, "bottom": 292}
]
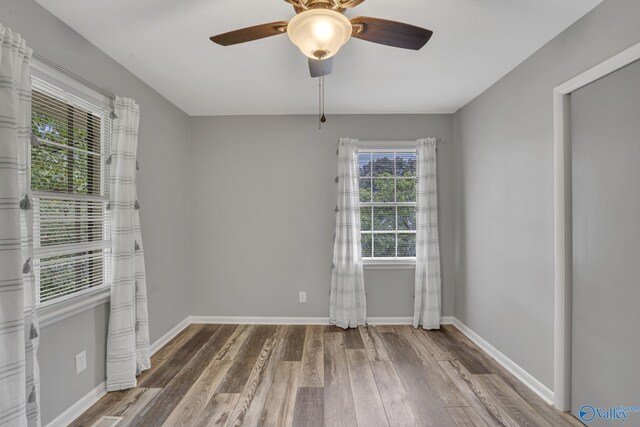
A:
[
  {"left": 31, "top": 84, "right": 111, "bottom": 305},
  {"left": 359, "top": 151, "right": 417, "bottom": 260}
]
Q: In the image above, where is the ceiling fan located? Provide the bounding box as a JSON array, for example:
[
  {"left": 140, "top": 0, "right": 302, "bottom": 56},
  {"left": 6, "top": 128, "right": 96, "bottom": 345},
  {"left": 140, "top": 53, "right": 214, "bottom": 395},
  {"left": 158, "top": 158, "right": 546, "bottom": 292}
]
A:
[{"left": 210, "top": 0, "right": 433, "bottom": 78}]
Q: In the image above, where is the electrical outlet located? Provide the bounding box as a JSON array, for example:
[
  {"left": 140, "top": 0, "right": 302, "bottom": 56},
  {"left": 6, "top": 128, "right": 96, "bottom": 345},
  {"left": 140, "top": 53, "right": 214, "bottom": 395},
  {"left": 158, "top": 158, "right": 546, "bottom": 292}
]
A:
[
  {"left": 299, "top": 291, "right": 307, "bottom": 303},
  {"left": 75, "top": 350, "right": 87, "bottom": 375}
]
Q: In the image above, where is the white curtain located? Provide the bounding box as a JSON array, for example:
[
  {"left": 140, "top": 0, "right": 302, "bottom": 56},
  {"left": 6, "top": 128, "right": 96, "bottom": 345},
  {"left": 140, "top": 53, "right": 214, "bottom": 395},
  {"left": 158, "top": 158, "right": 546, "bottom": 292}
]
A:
[
  {"left": 413, "top": 138, "right": 442, "bottom": 330},
  {"left": 0, "top": 24, "right": 40, "bottom": 426},
  {"left": 106, "top": 97, "right": 150, "bottom": 391},
  {"left": 330, "top": 138, "right": 366, "bottom": 329}
]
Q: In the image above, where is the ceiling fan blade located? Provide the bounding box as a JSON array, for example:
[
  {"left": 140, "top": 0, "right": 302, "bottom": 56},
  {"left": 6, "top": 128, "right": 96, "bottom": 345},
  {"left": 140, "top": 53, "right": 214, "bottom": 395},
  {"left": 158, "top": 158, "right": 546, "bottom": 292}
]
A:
[
  {"left": 350, "top": 17, "right": 433, "bottom": 50},
  {"left": 309, "top": 57, "right": 334, "bottom": 78},
  {"left": 210, "top": 21, "right": 288, "bottom": 46}
]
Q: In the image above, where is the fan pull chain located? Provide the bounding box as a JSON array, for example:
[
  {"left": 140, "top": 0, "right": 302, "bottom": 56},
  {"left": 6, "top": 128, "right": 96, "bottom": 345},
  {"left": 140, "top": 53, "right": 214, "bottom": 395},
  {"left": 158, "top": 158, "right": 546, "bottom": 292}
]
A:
[
  {"left": 321, "top": 75, "right": 326, "bottom": 124},
  {"left": 319, "top": 75, "right": 322, "bottom": 130},
  {"left": 319, "top": 75, "right": 327, "bottom": 129}
]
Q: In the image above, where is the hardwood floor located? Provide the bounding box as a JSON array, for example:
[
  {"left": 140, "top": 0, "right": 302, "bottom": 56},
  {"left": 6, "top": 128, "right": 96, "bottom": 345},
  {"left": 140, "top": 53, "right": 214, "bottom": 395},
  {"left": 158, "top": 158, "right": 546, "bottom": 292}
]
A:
[{"left": 72, "top": 324, "right": 583, "bottom": 427}]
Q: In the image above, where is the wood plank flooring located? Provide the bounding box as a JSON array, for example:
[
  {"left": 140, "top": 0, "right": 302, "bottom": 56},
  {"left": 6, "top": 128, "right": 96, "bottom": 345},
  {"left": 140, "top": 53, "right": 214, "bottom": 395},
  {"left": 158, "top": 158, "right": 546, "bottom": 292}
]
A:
[{"left": 72, "top": 324, "right": 583, "bottom": 427}]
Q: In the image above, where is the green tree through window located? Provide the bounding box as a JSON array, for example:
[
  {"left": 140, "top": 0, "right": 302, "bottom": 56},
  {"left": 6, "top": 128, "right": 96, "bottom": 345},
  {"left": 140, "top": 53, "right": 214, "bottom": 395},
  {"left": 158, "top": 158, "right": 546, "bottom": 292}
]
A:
[
  {"left": 31, "top": 88, "right": 108, "bottom": 304},
  {"left": 359, "top": 151, "right": 417, "bottom": 259}
]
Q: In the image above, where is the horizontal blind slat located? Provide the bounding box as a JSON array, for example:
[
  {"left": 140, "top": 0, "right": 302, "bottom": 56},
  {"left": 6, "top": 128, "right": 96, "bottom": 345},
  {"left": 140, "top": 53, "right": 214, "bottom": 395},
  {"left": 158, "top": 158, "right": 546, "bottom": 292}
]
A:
[
  {"left": 37, "top": 284, "right": 110, "bottom": 309},
  {"left": 32, "top": 191, "right": 109, "bottom": 202},
  {"left": 35, "top": 138, "right": 103, "bottom": 157},
  {"left": 31, "top": 79, "right": 112, "bottom": 306},
  {"left": 34, "top": 242, "right": 111, "bottom": 259}
]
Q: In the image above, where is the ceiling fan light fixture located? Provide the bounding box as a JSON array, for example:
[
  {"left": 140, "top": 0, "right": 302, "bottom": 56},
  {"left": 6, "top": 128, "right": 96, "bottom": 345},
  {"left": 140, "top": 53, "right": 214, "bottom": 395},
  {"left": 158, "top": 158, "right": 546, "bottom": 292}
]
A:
[{"left": 287, "top": 9, "right": 352, "bottom": 59}]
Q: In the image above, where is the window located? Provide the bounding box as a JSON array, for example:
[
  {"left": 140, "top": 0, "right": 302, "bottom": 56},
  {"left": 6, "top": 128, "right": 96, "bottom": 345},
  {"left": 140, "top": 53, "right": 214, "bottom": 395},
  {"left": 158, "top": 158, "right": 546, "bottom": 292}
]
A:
[
  {"left": 359, "top": 150, "right": 417, "bottom": 261},
  {"left": 31, "top": 77, "right": 112, "bottom": 306}
]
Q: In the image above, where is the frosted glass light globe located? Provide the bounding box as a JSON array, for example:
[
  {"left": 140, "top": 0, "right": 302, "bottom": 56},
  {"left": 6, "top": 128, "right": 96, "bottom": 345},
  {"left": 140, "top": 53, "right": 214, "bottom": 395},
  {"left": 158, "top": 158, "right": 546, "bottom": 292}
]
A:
[{"left": 287, "top": 9, "right": 352, "bottom": 59}]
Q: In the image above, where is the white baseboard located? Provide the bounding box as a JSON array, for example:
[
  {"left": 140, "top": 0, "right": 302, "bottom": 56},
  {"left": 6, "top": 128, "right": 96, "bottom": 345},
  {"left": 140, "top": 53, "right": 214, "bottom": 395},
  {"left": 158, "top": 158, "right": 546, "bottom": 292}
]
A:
[
  {"left": 46, "top": 316, "right": 191, "bottom": 427},
  {"left": 440, "top": 316, "right": 455, "bottom": 325},
  {"left": 366, "top": 316, "right": 454, "bottom": 326},
  {"left": 46, "top": 381, "right": 106, "bottom": 427},
  {"left": 450, "top": 318, "right": 555, "bottom": 405},
  {"left": 48, "top": 314, "right": 554, "bottom": 426},
  {"left": 190, "top": 315, "right": 454, "bottom": 326},
  {"left": 190, "top": 316, "right": 330, "bottom": 325},
  {"left": 367, "top": 317, "right": 413, "bottom": 325},
  {"left": 150, "top": 317, "right": 191, "bottom": 355}
]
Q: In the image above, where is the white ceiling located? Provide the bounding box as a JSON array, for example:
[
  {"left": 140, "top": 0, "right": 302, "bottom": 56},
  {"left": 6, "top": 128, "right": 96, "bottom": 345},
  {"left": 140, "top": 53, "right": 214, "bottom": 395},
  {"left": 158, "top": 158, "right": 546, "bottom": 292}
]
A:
[{"left": 36, "top": 0, "right": 601, "bottom": 116}]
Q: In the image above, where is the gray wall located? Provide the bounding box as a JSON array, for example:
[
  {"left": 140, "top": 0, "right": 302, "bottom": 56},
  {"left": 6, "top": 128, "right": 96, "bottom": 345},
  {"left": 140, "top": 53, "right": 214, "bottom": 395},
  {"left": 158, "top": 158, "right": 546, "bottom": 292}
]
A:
[
  {"left": 9, "top": 0, "right": 639, "bottom": 421},
  {"left": 189, "top": 115, "right": 455, "bottom": 319},
  {"left": 1, "top": 0, "right": 192, "bottom": 423},
  {"left": 571, "top": 59, "right": 640, "bottom": 420},
  {"left": 452, "top": 0, "right": 640, "bottom": 389}
]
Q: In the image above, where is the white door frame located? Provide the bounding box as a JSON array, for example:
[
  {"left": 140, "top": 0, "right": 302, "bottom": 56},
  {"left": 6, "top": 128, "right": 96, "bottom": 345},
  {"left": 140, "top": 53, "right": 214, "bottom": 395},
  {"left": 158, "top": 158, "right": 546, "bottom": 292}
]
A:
[{"left": 553, "top": 41, "right": 640, "bottom": 412}]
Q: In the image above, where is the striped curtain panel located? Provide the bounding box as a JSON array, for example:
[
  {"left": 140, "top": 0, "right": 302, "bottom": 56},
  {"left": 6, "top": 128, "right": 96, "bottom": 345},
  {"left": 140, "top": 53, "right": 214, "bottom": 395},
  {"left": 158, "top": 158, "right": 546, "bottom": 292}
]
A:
[
  {"left": 106, "top": 97, "right": 150, "bottom": 391},
  {"left": 330, "top": 138, "right": 367, "bottom": 329},
  {"left": 0, "top": 25, "right": 41, "bottom": 426},
  {"left": 413, "top": 138, "right": 442, "bottom": 330}
]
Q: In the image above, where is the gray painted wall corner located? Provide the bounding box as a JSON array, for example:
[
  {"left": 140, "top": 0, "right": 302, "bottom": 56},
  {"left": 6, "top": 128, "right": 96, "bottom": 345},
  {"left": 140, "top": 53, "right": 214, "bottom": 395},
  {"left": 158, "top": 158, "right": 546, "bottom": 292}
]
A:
[
  {"left": 452, "top": 0, "right": 640, "bottom": 390},
  {"left": 1, "top": 0, "right": 192, "bottom": 423},
  {"left": 187, "top": 114, "right": 456, "bottom": 320}
]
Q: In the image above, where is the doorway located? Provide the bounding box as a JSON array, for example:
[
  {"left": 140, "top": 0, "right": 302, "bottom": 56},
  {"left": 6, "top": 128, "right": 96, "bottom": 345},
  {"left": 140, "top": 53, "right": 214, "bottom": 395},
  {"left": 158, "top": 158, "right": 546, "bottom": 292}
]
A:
[
  {"left": 570, "top": 58, "right": 640, "bottom": 425},
  {"left": 553, "top": 42, "right": 640, "bottom": 417}
]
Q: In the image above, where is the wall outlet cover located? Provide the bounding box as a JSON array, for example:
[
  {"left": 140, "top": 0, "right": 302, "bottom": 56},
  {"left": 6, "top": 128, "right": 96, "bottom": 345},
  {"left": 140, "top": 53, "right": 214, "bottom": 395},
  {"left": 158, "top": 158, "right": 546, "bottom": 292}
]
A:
[
  {"left": 75, "top": 350, "right": 87, "bottom": 375},
  {"left": 299, "top": 291, "right": 307, "bottom": 303}
]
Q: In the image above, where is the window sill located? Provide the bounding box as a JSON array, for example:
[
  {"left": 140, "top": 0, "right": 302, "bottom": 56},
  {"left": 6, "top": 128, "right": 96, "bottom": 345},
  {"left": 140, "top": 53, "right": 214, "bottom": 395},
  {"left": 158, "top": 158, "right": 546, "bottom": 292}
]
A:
[
  {"left": 37, "top": 287, "right": 110, "bottom": 328},
  {"left": 363, "top": 260, "right": 416, "bottom": 270}
]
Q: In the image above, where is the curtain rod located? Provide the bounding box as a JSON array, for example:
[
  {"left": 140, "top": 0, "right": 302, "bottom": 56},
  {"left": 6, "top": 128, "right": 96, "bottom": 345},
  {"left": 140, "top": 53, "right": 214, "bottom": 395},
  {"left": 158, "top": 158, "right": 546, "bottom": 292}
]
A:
[
  {"left": 32, "top": 52, "right": 116, "bottom": 101},
  {"left": 358, "top": 139, "right": 444, "bottom": 144},
  {"left": 353, "top": 139, "right": 445, "bottom": 150}
]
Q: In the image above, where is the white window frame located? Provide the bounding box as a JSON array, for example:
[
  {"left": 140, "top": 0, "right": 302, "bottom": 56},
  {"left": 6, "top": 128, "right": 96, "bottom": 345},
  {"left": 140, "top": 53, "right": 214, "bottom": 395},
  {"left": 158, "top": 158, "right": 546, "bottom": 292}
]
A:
[
  {"left": 30, "top": 58, "right": 114, "bottom": 327},
  {"left": 358, "top": 142, "right": 417, "bottom": 269}
]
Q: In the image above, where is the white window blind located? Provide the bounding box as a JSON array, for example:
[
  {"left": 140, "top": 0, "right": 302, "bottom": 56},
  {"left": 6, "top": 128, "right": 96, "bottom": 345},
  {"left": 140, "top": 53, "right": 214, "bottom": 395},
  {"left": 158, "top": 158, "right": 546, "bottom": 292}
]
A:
[
  {"left": 358, "top": 150, "right": 417, "bottom": 260},
  {"left": 31, "top": 76, "right": 112, "bottom": 306}
]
